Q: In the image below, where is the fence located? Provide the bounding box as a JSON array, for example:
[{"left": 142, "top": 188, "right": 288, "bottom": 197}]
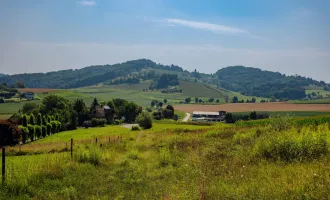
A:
[{"left": 1, "top": 135, "right": 123, "bottom": 184}]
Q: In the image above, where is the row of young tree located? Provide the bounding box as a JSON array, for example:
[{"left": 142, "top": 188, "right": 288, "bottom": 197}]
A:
[{"left": 19, "top": 114, "right": 62, "bottom": 144}]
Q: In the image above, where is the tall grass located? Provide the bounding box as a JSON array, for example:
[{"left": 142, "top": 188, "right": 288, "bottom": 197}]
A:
[{"left": 1, "top": 120, "right": 330, "bottom": 199}]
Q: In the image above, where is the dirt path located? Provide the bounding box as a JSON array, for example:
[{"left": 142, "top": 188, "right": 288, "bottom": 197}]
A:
[
  {"left": 120, "top": 124, "right": 139, "bottom": 129},
  {"left": 175, "top": 102, "right": 330, "bottom": 113},
  {"left": 182, "top": 113, "right": 191, "bottom": 122}
]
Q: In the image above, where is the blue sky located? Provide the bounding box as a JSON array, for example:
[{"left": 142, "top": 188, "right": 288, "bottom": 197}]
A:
[{"left": 0, "top": 0, "right": 329, "bottom": 82}]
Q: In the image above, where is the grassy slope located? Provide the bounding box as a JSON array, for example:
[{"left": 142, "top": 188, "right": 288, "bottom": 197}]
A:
[{"left": 2, "top": 121, "right": 330, "bottom": 199}]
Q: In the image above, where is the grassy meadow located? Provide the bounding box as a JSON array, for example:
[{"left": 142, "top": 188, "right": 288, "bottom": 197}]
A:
[{"left": 2, "top": 117, "right": 330, "bottom": 199}]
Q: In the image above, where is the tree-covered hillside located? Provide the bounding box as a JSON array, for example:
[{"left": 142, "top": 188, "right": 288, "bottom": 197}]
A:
[
  {"left": 215, "top": 66, "right": 328, "bottom": 100},
  {"left": 0, "top": 59, "right": 188, "bottom": 89},
  {"left": 0, "top": 74, "right": 7, "bottom": 77}
]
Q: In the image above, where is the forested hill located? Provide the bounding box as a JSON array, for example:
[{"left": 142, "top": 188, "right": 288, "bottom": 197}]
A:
[
  {"left": 0, "top": 59, "right": 189, "bottom": 88},
  {"left": 0, "top": 74, "right": 7, "bottom": 77},
  {"left": 215, "top": 66, "right": 329, "bottom": 100}
]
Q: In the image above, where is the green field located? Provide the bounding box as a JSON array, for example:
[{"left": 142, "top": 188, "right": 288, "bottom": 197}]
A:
[
  {"left": 181, "top": 81, "right": 226, "bottom": 98},
  {"left": 2, "top": 118, "right": 330, "bottom": 199},
  {"left": 291, "top": 98, "right": 330, "bottom": 104}
]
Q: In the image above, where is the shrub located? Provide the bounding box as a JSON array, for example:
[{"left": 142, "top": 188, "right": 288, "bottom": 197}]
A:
[
  {"left": 50, "top": 121, "right": 57, "bottom": 133},
  {"left": 34, "top": 125, "right": 42, "bottom": 139},
  {"left": 18, "top": 125, "right": 29, "bottom": 144},
  {"left": 22, "top": 115, "right": 28, "bottom": 127},
  {"left": 41, "top": 125, "right": 47, "bottom": 137},
  {"left": 136, "top": 111, "right": 153, "bottom": 129},
  {"left": 55, "top": 121, "right": 62, "bottom": 133},
  {"left": 152, "top": 111, "right": 163, "bottom": 120},
  {"left": 36, "top": 113, "right": 42, "bottom": 126},
  {"left": 29, "top": 114, "right": 35, "bottom": 125},
  {"left": 131, "top": 126, "right": 140, "bottom": 131},
  {"left": 83, "top": 121, "right": 92, "bottom": 128},
  {"left": 145, "top": 107, "right": 153, "bottom": 112},
  {"left": 91, "top": 118, "right": 98, "bottom": 127},
  {"left": 162, "top": 109, "right": 174, "bottom": 119},
  {"left": 46, "top": 123, "right": 52, "bottom": 135},
  {"left": 173, "top": 114, "right": 179, "bottom": 121},
  {"left": 27, "top": 124, "right": 35, "bottom": 141},
  {"left": 98, "top": 119, "right": 107, "bottom": 127},
  {"left": 114, "top": 119, "right": 121, "bottom": 125},
  {"left": 0, "top": 120, "right": 21, "bottom": 146}
]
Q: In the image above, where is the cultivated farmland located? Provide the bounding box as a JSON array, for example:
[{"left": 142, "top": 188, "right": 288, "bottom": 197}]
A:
[{"left": 174, "top": 102, "right": 330, "bottom": 113}]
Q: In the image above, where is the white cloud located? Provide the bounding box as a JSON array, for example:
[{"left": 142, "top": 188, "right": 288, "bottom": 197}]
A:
[
  {"left": 77, "top": 0, "right": 96, "bottom": 6},
  {"left": 151, "top": 18, "right": 258, "bottom": 38}
]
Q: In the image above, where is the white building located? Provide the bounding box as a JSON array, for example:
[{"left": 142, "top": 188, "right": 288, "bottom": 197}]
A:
[
  {"left": 192, "top": 111, "right": 226, "bottom": 122},
  {"left": 24, "top": 92, "right": 35, "bottom": 100}
]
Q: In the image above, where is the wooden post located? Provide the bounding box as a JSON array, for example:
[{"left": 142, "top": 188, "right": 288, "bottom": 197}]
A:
[
  {"left": 70, "top": 138, "right": 73, "bottom": 159},
  {"left": 109, "top": 137, "right": 110, "bottom": 143},
  {"left": 96, "top": 138, "right": 98, "bottom": 144},
  {"left": 2, "top": 147, "right": 5, "bottom": 184}
]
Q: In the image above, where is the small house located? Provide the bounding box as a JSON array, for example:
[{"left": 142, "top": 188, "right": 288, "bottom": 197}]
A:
[
  {"left": 91, "top": 105, "right": 115, "bottom": 123},
  {"left": 24, "top": 92, "right": 35, "bottom": 100}
]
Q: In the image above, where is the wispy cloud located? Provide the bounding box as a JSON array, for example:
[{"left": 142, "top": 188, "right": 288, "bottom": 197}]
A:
[
  {"left": 77, "top": 0, "right": 96, "bottom": 6},
  {"left": 150, "top": 18, "right": 258, "bottom": 38}
]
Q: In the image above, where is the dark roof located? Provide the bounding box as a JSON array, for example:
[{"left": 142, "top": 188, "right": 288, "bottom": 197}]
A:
[{"left": 24, "top": 92, "right": 34, "bottom": 95}]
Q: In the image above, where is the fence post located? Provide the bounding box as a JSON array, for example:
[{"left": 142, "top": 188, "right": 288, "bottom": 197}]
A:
[
  {"left": 2, "top": 147, "right": 5, "bottom": 184},
  {"left": 109, "top": 137, "right": 110, "bottom": 143},
  {"left": 96, "top": 138, "right": 98, "bottom": 144},
  {"left": 70, "top": 138, "right": 73, "bottom": 159}
]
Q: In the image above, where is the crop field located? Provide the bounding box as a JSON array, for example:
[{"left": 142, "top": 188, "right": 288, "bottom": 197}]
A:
[
  {"left": 2, "top": 118, "right": 330, "bottom": 199},
  {"left": 174, "top": 102, "right": 330, "bottom": 113},
  {"left": 291, "top": 98, "right": 330, "bottom": 104}
]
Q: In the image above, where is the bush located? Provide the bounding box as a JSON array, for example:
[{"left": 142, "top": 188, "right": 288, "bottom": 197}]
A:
[
  {"left": 131, "top": 126, "right": 140, "bottom": 131},
  {"left": 91, "top": 118, "right": 98, "bottom": 127},
  {"left": 162, "top": 109, "right": 174, "bottom": 119},
  {"left": 152, "top": 111, "right": 163, "bottom": 120},
  {"left": 41, "top": 125, "right": 47, "bottom": 137},
  {"left": 136, "top": 111, "right": 153, "bottom": 129},
  {"left": 83, "top": 121, "right": 92, "bottom": 128},
  {"left": 19, "top": 125, "right": 29, "bottom": 144},
  {"left": 114, "top": 119, "right": 122, "bottom": 125},
  {"left": 0, "top": 120, "right": 21, "bottom": 145},
  {"left": 173, "top": 114, "right": 179, "bottom": 121},
  {"left": 46, "top": 123, "right": 52, "bottom": 135},
  {"left": 34, "top": 125, "right": 42, "bottom": 139},
  {"left": 27, "top": 124, "right": 35, "bottom": 141},
  {"left": 29, "top": 114, "right": 35, "bottom": 125},
  {"left": 98, "top": 119, "right": 107, "bottom": 127},
  {"left": 50, "top": 121, "right": 61, "bottom": 133}
]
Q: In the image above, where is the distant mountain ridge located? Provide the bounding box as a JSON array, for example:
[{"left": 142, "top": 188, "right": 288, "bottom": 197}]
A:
[
  {"left": 0, "top": 59, "right": 328, "bottom": 100},
  {"left": 0, "top": 73, "right": 7, "bottom": 77}
]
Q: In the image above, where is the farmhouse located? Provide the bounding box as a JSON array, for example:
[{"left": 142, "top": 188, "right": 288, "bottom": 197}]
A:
[
  {"left": 91, "top": 105, "right": 115, "bottom": 123},
  {"left": 192, "top": 111, "right": 226, "bottom": 122},
  {"left": 24, "top": 92, "right": 35, "bottom": 100}
]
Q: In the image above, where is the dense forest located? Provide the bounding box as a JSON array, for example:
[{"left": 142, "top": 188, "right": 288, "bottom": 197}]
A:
[
  {"left": 215, "top": 66, "right": 328, "bottom": 100},
  {"left": 0, "top": 59, "right": 187, "bottom": 89}
]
